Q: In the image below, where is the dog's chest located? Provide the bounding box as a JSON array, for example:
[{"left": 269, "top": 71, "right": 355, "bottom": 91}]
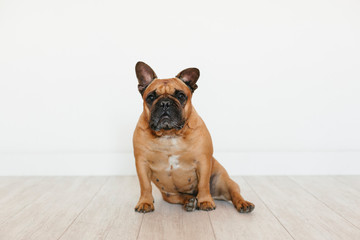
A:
[
  {"left": 148, "top": 136, "right": 198, "bottom": 194},
  {"left": 149, "top": 136, "right": 190, "bottom": 169}
]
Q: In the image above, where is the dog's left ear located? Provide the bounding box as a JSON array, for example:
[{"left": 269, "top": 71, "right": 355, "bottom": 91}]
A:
[
  {"left": 135, "top": 61, "right": 157, "bottom": 95},
  {"left": 176, "top": 68, "right": 200, "bottom": 93}
]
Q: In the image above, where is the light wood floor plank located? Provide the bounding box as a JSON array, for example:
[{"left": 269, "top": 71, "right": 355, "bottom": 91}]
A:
[
  {"left": 0, "top": 177, "right": 30, "bottom": 189},
  {"left": 58, "top": 176, "right": 142, "bottom": 240},
  {"left": 208, "top": 176, "right": 294, "bottom": 240},
  {"left": 0, "top": 177, "right": 107, "bottom": 240},
  {"left": 0, "top": 177, "right": 43, "bottom": 204},
  {"left": 0, "top": 177, "right": 44, "bottom": 203},
  {"left": 1, "top": 176, "right": 360, "bottom": 239},
  {"left": 137, "top": 183, "right": 216, "bottom": 240},
  {"left": 0, "top": 177, "right": 46, "bottom": 225},
  {"left": 244, "top": 176, "right": 360, "bottom": 240},
  {"left": 291, "top": 176, "right": 360, "bottom": 229},
  {"left": 335, "top": 176, "right": 360, "bottom": 192}
]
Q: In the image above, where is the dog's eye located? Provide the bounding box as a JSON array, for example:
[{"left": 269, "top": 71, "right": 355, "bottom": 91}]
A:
[
  {"left": 176, "top": 92, "right": 187, "bottom": 104},
  {"left": 146, "top": 94, "right": 155, "bottom": 104},
  {"left": 178, "top": 93, "right": 185, "bottom": 100}
]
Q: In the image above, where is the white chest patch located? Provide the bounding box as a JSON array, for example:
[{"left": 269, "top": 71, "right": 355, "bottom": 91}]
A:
[
  {"left": 167, "top": 155, "right": 180, "bottom": 171},
  {"left": 171, "top": 138, "right": 178, "bottom": 145}
]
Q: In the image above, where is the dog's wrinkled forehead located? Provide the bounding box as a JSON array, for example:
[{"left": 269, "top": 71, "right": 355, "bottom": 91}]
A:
[
  {"left": 153, "top": 79, "right": 174, "bottom": 95},
  {"left": 144, "top": 78, "right": 190, "bottom": 96}
]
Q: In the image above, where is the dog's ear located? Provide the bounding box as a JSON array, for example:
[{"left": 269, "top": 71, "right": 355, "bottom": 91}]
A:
[
  {"left": 176, "top": 68, "right": 200, "bottom": 92},
  {"left": 135, "top": 61, "right": 157, "bottom": 95}
]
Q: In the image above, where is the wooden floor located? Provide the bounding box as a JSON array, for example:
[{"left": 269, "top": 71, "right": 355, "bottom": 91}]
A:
[{"left": 0, "top": 176, "right": 360, "bottom": 240}]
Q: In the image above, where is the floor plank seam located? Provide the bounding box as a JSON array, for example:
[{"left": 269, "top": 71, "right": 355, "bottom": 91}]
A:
[
  {"left": 288, "top": 176, "right": 360, "bottom": 231},
  {"left": 207, "top": 212, "right": 217, "bottom": 240},
  {"left": 135, "top": 211, "right": 145, "bottom": 240},
  {"left": 102, "top": 208, "right": 121, "bottom": 240},
  {"left": 56, "top": 177, "right": 110, "bottom": 240},
  {"left": 102, "top": 177, "right": 129, "bottom": 240},
  {"left": 242, "top": 176, "right": 296, "bottom": 240}
]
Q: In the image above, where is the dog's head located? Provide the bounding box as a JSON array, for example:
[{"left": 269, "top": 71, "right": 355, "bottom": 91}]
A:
[{"left": 135, "top": 61, "right": 199, "bottom": 132}]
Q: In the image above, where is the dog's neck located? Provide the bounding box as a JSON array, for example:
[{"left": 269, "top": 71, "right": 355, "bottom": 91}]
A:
[{"left": 151, "top": 123, "right": 190, "bottom": 137}]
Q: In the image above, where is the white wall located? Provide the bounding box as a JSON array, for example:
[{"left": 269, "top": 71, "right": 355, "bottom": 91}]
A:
[{"left": 0, "top": 0, "right": 360, "bottom": 175}]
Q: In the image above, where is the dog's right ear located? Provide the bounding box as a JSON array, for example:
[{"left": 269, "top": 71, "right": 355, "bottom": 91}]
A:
[{"left": 135, "top": 61, "right": 157, "bottom": 95}]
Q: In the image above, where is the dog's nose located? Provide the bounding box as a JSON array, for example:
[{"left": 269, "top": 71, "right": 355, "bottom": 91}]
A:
[{"left": 160, "top": 100, "right": 171, "bottom": 109}]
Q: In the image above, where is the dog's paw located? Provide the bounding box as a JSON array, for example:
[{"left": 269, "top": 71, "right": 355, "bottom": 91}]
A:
[
  {"left": 135, "top": 202, "right": 154, "bottom": 213},
  {"left": 197, "top": 200, "right": 216, "bottom": 211},
  {"left": 184, "top": 197, "right": 197, "bottom": 212},
  {"left": 235, "top": 200, "right": 255, "bottom": 213}
]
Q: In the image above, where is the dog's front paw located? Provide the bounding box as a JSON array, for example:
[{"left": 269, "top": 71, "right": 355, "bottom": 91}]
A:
[
  {"left": 197, "top": 200, "right": 216, "bottom": 211},
  {"left": 235, "top": 200, "right": 255, "bottom": 213},
  {"left": 184, "top": 197, "right": 197, "bottom": 212},
  {"left": 135, "top": 201, "right": 154, "bottom": 213}
]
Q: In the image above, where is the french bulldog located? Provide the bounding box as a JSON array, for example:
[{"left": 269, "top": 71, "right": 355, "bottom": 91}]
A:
[{"left": 133, "top": 61, "right": 255, "bottom": 213}]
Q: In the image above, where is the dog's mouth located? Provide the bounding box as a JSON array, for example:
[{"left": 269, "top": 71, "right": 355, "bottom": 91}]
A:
[
  {"left": 158, "top": 115, "right": 171, "bottom": 129},
  {"left": 160, "top": 113, "right": 171, "bottom": 120},
  {"left": 150, "top": 113, "right": 184, "bottom": 131}
]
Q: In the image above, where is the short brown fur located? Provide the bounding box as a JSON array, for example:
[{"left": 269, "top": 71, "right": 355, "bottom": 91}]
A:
[{"left": 133, "top": 63, "right": 254, "bottom": 213}]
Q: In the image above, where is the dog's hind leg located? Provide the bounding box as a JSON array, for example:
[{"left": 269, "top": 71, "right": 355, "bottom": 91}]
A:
[
  {"left": 210, "top": 158, "right": 255, "bottom": 213},
  {"left": 161, "top": 192, "right": 197, "bottom": 212}
]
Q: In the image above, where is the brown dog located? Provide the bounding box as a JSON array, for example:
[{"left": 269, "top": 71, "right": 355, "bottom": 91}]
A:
[{"left": 133, "top": 62, "right": 255, "bottom": 213}]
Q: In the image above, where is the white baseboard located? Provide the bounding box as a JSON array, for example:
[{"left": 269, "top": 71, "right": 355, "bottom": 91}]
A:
[{"left": 0, "top": 151, "right": 359, "bottom": 175}]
